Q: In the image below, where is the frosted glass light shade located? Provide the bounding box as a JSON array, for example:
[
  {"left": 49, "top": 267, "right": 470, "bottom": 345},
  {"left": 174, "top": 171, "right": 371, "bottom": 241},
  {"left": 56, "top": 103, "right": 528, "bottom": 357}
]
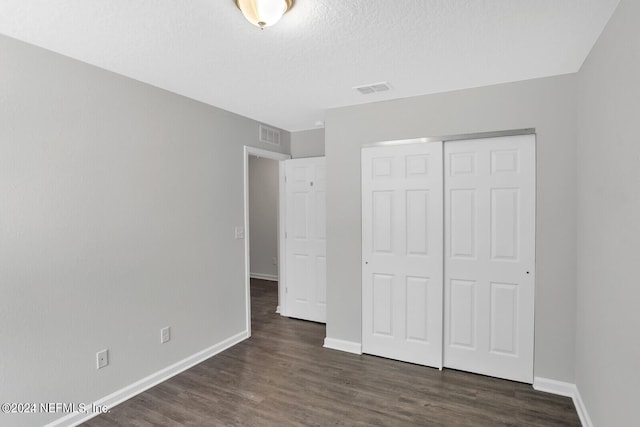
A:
[{"left": 235, "top": 0, "right": 293, "bottom": 29}]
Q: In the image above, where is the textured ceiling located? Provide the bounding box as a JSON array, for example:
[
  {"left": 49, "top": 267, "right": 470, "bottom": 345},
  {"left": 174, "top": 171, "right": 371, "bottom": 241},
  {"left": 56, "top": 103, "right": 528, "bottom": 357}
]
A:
[{"left": 0, "top": 0, "right": 620, "bottom": 131}]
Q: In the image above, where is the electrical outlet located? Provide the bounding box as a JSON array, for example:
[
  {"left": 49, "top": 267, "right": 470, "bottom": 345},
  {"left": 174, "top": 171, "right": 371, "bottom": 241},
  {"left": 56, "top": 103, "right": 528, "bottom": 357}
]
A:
[
  {"left": 272, "top": 257, "right": 278, "bottom": 266},
  {"left": 96, "top": 349, "right": 109, "bottom": 369},
  {"left": 161, "top": 326, "right": 170, "bottom": 344}
]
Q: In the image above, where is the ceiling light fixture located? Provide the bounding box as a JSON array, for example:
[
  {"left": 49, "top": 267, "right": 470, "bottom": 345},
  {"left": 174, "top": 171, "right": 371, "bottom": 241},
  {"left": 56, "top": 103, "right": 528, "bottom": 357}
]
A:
[{"left": 234, "top": 0, "right": 294, "bottom": 29}]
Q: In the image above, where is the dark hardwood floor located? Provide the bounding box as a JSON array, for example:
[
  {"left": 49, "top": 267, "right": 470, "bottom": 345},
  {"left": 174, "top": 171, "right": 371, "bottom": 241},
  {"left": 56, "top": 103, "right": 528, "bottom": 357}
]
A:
[{"left": 84, "top": 279, "right": 580, "bottom": 426}]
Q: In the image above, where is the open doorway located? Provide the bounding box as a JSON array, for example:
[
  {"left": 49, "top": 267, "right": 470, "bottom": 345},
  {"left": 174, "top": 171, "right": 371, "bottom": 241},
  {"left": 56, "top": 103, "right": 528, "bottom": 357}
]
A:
[
  {"left": 248, "top": 155, "right": 279, "bottom": 283},
  {"left": 243, "top": 146, "right": 290, "bottom": 337}
]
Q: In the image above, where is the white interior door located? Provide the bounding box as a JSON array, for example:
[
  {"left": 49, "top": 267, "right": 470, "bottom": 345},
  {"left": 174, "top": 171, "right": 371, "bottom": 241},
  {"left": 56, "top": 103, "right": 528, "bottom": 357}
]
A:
[
  {"left": 361, "top": 142, "right": 444, "bottom": 368},
  {"left": 284, "top": 157, "right": 326, "bottom": 323},
  {"left": 443, "top": 134, "right": 536, "bottom": 383}
]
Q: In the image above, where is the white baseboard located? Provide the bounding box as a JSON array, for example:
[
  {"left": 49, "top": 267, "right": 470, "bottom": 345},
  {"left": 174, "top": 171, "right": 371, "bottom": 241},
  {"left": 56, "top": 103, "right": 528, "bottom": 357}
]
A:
[
  {"left": 533, "top": 377, "right": 592, "bottom": 427},
  {"left": 572, "top": 386, "right": 593, "bottom": 427},
  {"left": 323, "top": 337, "right": 362, "bottom": 355},
  {"left": 45, "top": 330, "right": 249, "bottom": 427},
  {"left": 250, "top": 272, "right": 278, "bottom": 282},
  {"left": 533, "top": 377, "right": 576, "bottom": 397}
]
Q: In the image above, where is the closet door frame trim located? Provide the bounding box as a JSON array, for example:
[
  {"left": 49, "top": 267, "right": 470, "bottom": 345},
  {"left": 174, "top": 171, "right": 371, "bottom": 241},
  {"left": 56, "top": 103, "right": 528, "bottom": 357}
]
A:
[{"left": 361, "top": 129, "right": 535, "bottom": 148}]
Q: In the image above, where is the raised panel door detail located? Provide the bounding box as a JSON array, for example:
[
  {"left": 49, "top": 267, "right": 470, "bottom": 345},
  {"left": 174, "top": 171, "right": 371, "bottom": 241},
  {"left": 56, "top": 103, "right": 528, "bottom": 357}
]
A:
[
  {"left": 372, "top": 191, "right": 393, "bottom": 253},
  {"left": 405, "top": 154, "right": 429, "bottom": 177},
  {"left": 449, "top": 279, "right": 476, "bottom": 349},
  {"left": 490, "top": 282, "right": 519, "bottom": 356},
  {"left": 293, "top": 193, "right": 308, "bottom": 239},
  {"left": 406, "top": 190, "right": 429, "bottom": 256},
  {"left": 406, "top": 276, "right": 429, "bottom": 343},
  {"left": 293, "top": 166, "right": 308, "bottom": 183},
  {"left": 450, "top": 152, "right": 476, "bottom": 176},
  {"left": 491, "top": 188, "right": 519, "bottom": 261},
  {"left": 450, "top": 189, "right": 476, "bottom": 259},
  {"left": 315, "top": 164, "right": 326, "bottom": 182},
  {"left": 372, "top": 157, "right": 393, "bottom": 179},
  {"left": 491, "top": 150, "right": 519, "bottom": 174},
  {"left": 293, "top": 254, "right": 309, "bottom": 302},
  {"left": 372, "top": 274, "right": 393, "bottom": 336}
]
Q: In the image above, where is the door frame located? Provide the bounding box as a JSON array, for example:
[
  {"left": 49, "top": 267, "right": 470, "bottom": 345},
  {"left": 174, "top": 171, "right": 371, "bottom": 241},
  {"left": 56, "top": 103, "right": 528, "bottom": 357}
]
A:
[
  {"left": 243, "top": 146, "right": 290, "bottom": 337},
  {"left": 360, "top": 129, "right": 535, "bottom": 149}
]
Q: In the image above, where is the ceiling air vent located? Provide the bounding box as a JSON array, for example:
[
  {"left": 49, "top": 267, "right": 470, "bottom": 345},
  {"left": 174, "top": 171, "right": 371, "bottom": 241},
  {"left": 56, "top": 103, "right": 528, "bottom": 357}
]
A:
[
  {"left": 354, "top": 81, "right": 391, "bottom": 95},
  {"left": 259, "top": 125, "right": 281, "bottom": 146}
]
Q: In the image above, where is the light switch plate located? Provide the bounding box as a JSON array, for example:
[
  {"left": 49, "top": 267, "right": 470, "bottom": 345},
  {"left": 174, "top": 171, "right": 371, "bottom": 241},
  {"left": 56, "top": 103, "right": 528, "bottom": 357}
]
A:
[
  {"left": 235, "top": 226, "right": 244, "bottom": 239},
  {"left": 161, "top": 326, "right": 170, "bottom": 344}
]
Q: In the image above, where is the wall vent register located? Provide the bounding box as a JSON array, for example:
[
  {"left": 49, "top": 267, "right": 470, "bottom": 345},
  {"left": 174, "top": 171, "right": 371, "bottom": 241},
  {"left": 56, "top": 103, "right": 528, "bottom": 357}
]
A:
[
  {"left": 259, "top": 124, "right": 281, "bottom": 146},
  {"left": 354, "top": 82, "right": 391, "bottom": 95}
]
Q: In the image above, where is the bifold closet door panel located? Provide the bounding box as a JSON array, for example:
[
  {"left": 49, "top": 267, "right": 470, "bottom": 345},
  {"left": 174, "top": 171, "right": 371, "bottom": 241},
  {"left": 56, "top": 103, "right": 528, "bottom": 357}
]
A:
[
  {"left": 443, "top": 135, "right": 536, "bottom": 383},
  {"left": 361, "top": 142, "right": 443, "bottom": 368}
]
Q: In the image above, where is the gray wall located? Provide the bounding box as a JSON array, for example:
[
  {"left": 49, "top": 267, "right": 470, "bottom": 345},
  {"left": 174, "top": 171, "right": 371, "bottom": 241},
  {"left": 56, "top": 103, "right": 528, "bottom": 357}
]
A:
[
  {"left": 0, "top": 34, "right": 289, "bottom": 427},
  {"left": 325, "top": 74, "right": 578, "bottom": 382},
  {"left": 249, "top": 156, "right": 279, "bottom": 279},
  {"left": 575, "top": 0, "right": 639, "bottom": 424},
  {"left": 290, "top": 128, "right": 325, "bottom": 158}
]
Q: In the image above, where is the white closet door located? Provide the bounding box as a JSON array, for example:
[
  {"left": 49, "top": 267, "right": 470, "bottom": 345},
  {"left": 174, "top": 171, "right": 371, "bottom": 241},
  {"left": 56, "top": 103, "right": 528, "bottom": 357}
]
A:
[
  {"left": 362, "top": 142, "right": 443, "bottom": 367},
  {"left": 285, "top": 157, "right": 326, "bottom": 323},
  {"left": 443, "top": 134, "right": 536, "bottom": 383}
]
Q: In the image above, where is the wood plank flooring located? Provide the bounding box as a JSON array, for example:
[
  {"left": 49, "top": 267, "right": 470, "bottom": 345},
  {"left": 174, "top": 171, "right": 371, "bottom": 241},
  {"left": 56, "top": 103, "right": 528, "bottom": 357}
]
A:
[{"left": 83, "top": 279, "right": 580, "bottom": 426}]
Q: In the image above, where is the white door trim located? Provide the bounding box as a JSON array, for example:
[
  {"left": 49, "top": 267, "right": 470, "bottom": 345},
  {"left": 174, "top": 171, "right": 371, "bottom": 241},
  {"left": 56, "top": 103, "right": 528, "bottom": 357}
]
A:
[
  {"left": 360, "top": 128, "right": 535, "bottom": 148},
  {"left": 243, "top": 146, "right": 290, "bottom": 337}
]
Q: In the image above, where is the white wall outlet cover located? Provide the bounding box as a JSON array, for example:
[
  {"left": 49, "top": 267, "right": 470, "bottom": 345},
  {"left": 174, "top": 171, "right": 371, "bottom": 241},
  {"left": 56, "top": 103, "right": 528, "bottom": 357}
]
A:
[
  {"left": 161, "top": 326, "right": 171, "bottom": 344},
  {"left": 96, "top": 349, "right": 109, "bottom": 369}
]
